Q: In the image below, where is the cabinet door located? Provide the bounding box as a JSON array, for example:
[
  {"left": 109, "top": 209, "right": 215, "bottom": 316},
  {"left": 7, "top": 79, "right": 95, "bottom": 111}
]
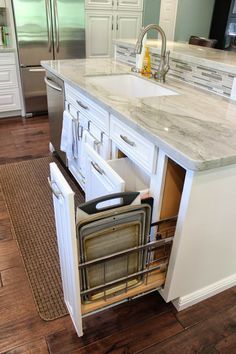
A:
[
  {"left": 0, "top": 66, "right": 18, "bottom": 88},
  {"left": 117, "top": 0, "right": 143, "bottom": 11},
  {"left": 116, "top": 12, "right": 142, "bottom": 40},
  {"left": 0, "top": 88, "right": 21, "bottom": 112},
  {"left": 49, "top": 162, "right": 83, "bottom": 337},
  {"left": 86, "top": 11, "right": 113, "bottom": 57},
  {"left": 85, "top": 0, "right": 113, "bottom": 10},
  {"left": 67, "top": 110, "right": 88, "bottom": 190},
  {"left": 0, "top": 0, "right": 5, "bottom": 7},
  {"left": 85, "top": 143, "right": 125, "bottom": 203},
  {"left": 159, "top": 0, "right": 178, "bottom": 41}
]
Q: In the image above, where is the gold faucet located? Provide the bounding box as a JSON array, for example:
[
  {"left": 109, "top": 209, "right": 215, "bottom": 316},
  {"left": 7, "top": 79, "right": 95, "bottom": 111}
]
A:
[{"left": 133, "top": 24, "right": 170, "bottom": 83}]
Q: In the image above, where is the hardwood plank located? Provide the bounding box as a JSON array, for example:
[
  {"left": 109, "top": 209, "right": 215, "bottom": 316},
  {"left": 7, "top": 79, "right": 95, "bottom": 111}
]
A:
[
  {"left": 0, "top": 267, "right": 66, "bottom": 353},
  {"left": 0, "top": 240, "right": 22, "bottom": 270},
  {"left": 0, "top": 116, "right": 50, "bottom": 165},
  {"left": 138, "top": 304, "right": 236, "bottom": 354},
  {"left": 215, "top": 333, "right": 236, "bottom": 353},
  {"left": 47, "top": 292, "right": 173, "bottom": 353},
  {"left": 0, "top": 219, "right": 13, "bottom": 241},
  {"left": 76, "top": 312, "right": 183, "bottom": 354},
  {"left": 1, "top": 338, "right": 50, "bottom": 354},
  {"left": 175, "top": 286, "right": 236, "bottom": 328},
  {"left": 1, "top": 265, "right": 28, "bottom": 286}
]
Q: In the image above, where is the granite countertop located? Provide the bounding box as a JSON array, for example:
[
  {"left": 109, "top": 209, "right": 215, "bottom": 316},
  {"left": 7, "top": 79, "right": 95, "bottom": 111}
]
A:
[
  {"left": 0, "top": 47, "right": 15, "bottom": 53},
  {"left": 41, "top": 58, "right": 236, "bottom": 172},
  {"left": 114, "top": 39, "right": 236, "bottom": 75}
]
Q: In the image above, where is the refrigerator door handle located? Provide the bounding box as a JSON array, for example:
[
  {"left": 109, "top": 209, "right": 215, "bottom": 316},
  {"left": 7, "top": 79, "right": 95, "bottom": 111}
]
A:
[
  {"left": 45, "top": 0, "right": 52, "bottom": 52},
  {"left": 54, "top": 0, "right": 60, "bottom": 53}
]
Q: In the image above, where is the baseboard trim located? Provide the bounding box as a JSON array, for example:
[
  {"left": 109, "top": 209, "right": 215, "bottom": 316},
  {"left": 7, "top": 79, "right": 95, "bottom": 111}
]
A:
[
  {"left": 0, "top": 110, "right": 22, "bottom": 118},
  {"left": 172, "top": 273, "right": 236, "bottom": 311}
]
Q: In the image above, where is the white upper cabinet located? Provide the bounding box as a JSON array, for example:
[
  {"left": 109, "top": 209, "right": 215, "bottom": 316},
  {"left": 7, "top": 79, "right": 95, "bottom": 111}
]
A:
[
  {"left": 86, "top": 12, "right": 113, "bottom": 57},
  {"left": 85, "top": 0, "right": 113, "bottom": 9},
  {"left": 0, "top": 0, "right": 5, "bottom": 8},
  {"left": 116, "top": 12, "right": 142, "bottom": 40},
  {"left": 86, "top": 11, "right": 142, "bottom": 57},
  {"left": 117, "top": 0, "right": 143, "bottom": 11},
  {"left": 159, "top": 0, "right": 178, "bottom": 41},
  {"left": 85, "top": 0, "right": 143, "bottom": 10}
]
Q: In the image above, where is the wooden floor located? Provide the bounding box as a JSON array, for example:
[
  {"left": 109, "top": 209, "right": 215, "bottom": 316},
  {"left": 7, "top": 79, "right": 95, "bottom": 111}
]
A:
[{"left": 0, "top": 116, "right": 236, "bottom": 354}]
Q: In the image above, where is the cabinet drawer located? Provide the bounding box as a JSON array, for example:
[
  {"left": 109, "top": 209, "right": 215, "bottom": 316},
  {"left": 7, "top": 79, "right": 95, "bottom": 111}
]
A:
[
  {"left": 0, "top": 66, "right": 18, "bottom": 87},
  {"left": 0, "top": 52, "right": 16, "bottom": 65},
  {"left": 0, "top": 88, "right": 21, "bottom": 112},
  {"left": 65, "top": 83, "right": 109, "bottom": 134},
  {"left": 85, "top": 143, "right": 150, "bottom": 205},
  {"left": 110, "top": 116, "right": 156, "bottom": 174}
]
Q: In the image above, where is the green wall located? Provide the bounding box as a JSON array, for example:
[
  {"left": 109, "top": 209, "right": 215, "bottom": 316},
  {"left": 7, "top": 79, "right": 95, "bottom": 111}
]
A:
[
  {"left": 143, "top": 0, "right": 161, "bottom": 38},
  {"left": 174, "top": 0, "right": 215, "bottom": 42}
]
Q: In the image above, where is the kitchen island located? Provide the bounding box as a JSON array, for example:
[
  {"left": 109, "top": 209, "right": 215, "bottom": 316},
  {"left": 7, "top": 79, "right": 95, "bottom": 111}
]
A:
[{"left": 42, "top": 56, "right": 236, "bottom": 314}]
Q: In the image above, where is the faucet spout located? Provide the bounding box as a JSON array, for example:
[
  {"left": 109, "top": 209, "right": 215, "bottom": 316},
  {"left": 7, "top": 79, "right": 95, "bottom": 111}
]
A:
[{"left": 134, "top": 24, "right": 169, "bottom": 83}]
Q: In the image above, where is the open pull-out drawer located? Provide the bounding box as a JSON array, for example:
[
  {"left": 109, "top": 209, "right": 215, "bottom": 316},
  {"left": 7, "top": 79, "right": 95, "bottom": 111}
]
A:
[
  {"left": 49, "top": 162, "right": 173, "bottom": 337},
  {"left": 84, "top": 143, "right": 150, "bottom": 206}
]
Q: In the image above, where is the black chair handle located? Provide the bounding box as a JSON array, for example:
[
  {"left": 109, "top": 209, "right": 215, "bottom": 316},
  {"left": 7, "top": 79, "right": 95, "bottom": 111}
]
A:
[{"left": 78, "top": 192, "right": 140, "bottom": 215}]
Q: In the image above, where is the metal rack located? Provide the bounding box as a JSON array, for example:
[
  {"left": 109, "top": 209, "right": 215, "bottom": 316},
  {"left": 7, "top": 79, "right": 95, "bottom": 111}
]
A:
[{"left": 79, "top": 216, "right": 177, "bottom": 303}]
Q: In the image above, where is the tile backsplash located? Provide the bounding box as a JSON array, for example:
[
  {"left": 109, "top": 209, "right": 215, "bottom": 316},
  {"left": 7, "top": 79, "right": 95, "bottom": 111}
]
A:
[{"left": 115, "top": 44, "right": 235, "bottom": 99}]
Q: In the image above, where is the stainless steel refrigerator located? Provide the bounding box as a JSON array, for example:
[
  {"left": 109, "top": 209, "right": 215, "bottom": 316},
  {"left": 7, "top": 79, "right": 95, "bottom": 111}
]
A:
[{"left": 12, "top": 0, "right": 85, "bottom": 116}]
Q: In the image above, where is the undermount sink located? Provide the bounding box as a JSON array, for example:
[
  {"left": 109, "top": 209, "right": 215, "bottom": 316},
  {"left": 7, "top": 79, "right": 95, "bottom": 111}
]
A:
[{"left": 88, "top": 74, "right": 178, "bottom": 98}]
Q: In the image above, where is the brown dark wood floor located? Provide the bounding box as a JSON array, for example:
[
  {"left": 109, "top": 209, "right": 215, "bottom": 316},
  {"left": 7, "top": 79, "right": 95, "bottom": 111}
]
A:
[{"left": 0, "top": 116, "right": 236, "bottom": 354}]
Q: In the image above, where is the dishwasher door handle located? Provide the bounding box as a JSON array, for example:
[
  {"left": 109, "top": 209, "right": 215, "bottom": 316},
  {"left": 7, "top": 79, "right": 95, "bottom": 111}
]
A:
[{"left": 44, "top": 77, "right": 62, "bottom": 92}]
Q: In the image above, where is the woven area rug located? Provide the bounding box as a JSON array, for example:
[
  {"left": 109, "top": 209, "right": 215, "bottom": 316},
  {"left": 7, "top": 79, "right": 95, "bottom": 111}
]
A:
[{"left": 0, "top": 156, "right": 84, "bottom": 321}]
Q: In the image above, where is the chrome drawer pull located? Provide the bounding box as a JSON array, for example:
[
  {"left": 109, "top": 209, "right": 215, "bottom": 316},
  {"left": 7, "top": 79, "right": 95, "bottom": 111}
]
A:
[
  {"left": 78, "top": 170, "right": 85, "bottom": 179},
  {"left": 76, "top": 100, "right": 89, "bottom": 110},
  {"left": 91, "top": 161, "right": 105, "bottom": 175},
  {"left": 120, "top": 135, "right": 136, "bottom": 147}
]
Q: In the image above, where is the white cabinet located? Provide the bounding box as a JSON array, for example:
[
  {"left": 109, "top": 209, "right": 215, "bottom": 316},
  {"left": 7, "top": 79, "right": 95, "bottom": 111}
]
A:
[
  {"left": 85, "top": 0, "right": 143, "bottom": 10},
  {"left": 65, "top": 83, "right": 111, "bottom": 189},
  {"left": 116, "top": 12, "right": 142, "bottom": 40},
  {"left": 85, "top": 143, "right": 125, "bottom": 202},
  {"left": 0, "top": 52, "right": 21, "bottom": 115},
  {"left": 159, "top": 0, "right": 178, "bottom": 41},
  {"left": 86, "top": 12, "right": 113, "bottom": 57},
  {"left": 0, "top": 0, "right": 5, "bottom": 8},
  {"left": 117, "top": 0, "right": 143, "bottom": 11},
  {"left": 85, "top": 0, "right": 143, "bottom": 57},
  {"left": 110, "top": 115, "right": 156, "bottom": 174},
  {"left": 85, "top": 0, "right": 113, "bottom": 9},
  {"left": 86, "top": 11, "right": 142, "bottom": 57}
]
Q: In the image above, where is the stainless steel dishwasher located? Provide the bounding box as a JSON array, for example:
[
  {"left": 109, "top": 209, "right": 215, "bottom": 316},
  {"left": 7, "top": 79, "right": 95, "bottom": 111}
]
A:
[{"left": 45, "top": 72, "right": 66, "bottom": 165}]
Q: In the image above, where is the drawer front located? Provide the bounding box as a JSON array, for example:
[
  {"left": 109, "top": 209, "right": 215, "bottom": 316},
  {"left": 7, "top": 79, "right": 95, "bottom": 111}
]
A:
[
  {"left": 0, "top": 88, "right": 21, "bottom": 112},
  {"left": 65, "top": 83, "right": 109, "bottom": 134},
  {"left": 85, "top": 143, "right": 125, "bottom": 203},
  {"left": 110, "top": 116, "right": 156, "bottom": 174},
  {"left": 0, "top": 52, "right": 16, "bottom": 65},
  {"left": 0, "top": 66, "right": 18, "bottom": 87}
]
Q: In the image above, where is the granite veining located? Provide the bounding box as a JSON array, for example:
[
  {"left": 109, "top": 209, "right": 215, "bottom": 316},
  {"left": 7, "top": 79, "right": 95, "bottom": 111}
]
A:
[{"left": 41, "top": 58, "right": 236, "bottom": 172}]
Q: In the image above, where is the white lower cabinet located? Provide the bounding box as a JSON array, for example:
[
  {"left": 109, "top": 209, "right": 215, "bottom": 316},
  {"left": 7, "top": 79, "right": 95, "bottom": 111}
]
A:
[
  {"left": 85, "top": 10, "right": 142, "bottom": 57},
  {"left": 85, "top": 142, "right": 150, "bottom": 208},
  {"left": 0, "top": 87, "right": 21, "bottom": 112},
  {"left": 0, "top": 52, "right": 21, "bottom": 115}
]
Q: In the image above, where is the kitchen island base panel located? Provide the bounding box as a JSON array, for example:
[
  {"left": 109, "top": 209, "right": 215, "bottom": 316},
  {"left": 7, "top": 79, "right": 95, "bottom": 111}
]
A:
[{"left": 161, "top": 162, "right": 236, "bottom": 303}]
